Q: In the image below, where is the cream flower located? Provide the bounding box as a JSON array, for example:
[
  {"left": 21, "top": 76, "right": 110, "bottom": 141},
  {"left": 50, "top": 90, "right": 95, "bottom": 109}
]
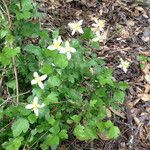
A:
[
  {"left": 68, "top": 20, "right": 83, "bottom": 35},
  {"left": 118, "top": 58, "right": 130, "bottom": 73},
  {"left": 92, "top": 31, "right": 107, "bottom": 42},
  {"left": 47, "top": 36, "right": 63, "bottom": 51},
  {"left": 92, "top": 18, "right": 105, "bottom": 32},
  {"left": 31, "top": 72, "right": 47, "bottom": 89},
  {"left": 25, "top": 96, "right": 45, "bottom": 116},
  {"left": 59, "top": 41, "right": 76, "bottom": 60}
]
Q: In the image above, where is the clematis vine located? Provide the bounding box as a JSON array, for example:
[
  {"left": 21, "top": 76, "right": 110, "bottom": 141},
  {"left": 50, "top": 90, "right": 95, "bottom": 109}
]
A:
[
  {"left": 59, "top": 41, "right": 76, "bottom": 60},
  {"left": 31, "top": 72, "right": 47, "bottom": 89},
  {"left": 47, "top": 36, "right": 63, "bottom": 51},
  {"left": 68, "top": 20, "right": 83, "bottom": 35},
  {"left": 92, "top": 18, "right": 105, "bottom": 32},
  {"left": 25, "top": 96, "right": 45, "bottom": 116},
  {"left": 118, "top": 58, "right": 130, "bottom": 73},
  {"left": 92, "top": 31, "right": 107, "bottom": 42}
]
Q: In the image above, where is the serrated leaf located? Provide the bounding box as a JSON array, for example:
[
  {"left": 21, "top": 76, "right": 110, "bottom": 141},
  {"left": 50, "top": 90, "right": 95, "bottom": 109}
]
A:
[
  {"left": 23, "top": 44, "right": 42, "bottom": 57},
  {"left": 44, "top": 92, "right": 58, "bottom": 105},
  {"left": 52, "top": 29, "right": 59, "bottom": 39},
  {"left": 71, "top": 115, "right": 81, "bottom": 123},
  {"left": 45, "top": 134, "right": 59, "bottom": 150},
  {"left": 11, "top": 118, "right": 29, "bottom": 137},
  {"left": 28, "top": 114, "right": 37, "bottom": 124},
  {"left": 59, "top": 129, "right": 68, "bottom": 139},
  {"left": 54, "top": 54, "right": 68, "bottom": 69},
  {"left": 107, "top": 126, "right": 120, "bottom": 139},
  {"left": 80, "top": 28, "right": 94, "bottom": 39},
  {"left": 113, "top": 91, "right": 125, "bottom": 103},
  {"left": 2, "top": 137, "right": 23, "bottom": 150},
  {"left": 49, "top": 125, "right": 60, "bottom": 134},
  {"left": 40, "top": 64, "right": 53, "bottom": 74},
  {"left": 47, "top": 76, "right": 61, "bottom": 87}
]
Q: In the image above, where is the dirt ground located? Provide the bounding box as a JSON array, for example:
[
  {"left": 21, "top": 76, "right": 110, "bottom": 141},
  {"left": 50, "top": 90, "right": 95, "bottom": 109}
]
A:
[{"left": 36, "top": 0, "right": 150, "bottom": 149}]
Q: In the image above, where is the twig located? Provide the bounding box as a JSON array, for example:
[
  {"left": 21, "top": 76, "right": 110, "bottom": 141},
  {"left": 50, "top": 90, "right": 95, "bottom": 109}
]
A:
[
  {"left": 29, "top": 131, "right": 48, "bottom": 149},
  {"left": 1, "top": 0, "right": 19, "bottom": 105},
  {"left": 0, "top": 90, "right": 30, "bottom": 107},
  {"left": 1, "top": 0, "right": 12, "bottom": 29},
  {"left": 0, "top": 66, "right": 6, "bottom": 90},
  {"left": 12, "top": 57, "right": 19, "bottom": 105}
]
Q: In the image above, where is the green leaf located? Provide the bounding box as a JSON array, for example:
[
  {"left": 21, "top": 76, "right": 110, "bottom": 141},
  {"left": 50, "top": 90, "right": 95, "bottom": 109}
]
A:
[
  {"left": 49, "top": 124, "right": 60, "bottom": 134},
  {"left": 47, "top": 76, "right": 61, "bottom": 87},
  {"left": 96, "top": 122, "right": 105, "bottom": 132},
  {"left": 45, "top": 134, "right": 59, "bottom": 150},
  {"left": 71, "top": 115, "right": 81, "bottom": 123},
  {"left": 137, "top": 55, "right": 147, "bottom": 62},
  {"left": 23, "top": 44, "right": 42, "bottom": 57},
  {"left": 107, "top": 126, "right": 120, "bottom": 139},
  {"left": 73, "top": 124, "right": 85, "bottom": 141},
  {"left": 54, "top": 54, "right": 68, "bottom": 69},
  {"left": 80, "top": 28, "right": 94, "bottom": 39},
  {"left": 97, "top": 69, "right": 114, "bottom": 86},
  {"left": 3, "top": 47, "right": 20, "bottom": 58},
  {"left": 74, "top": 124, "right": 97, "bottom": 141},
  {"left": 2, "top": 137, "right": 23, "bottom": 150},
  {"left": 28, "top": 114, "right": 37, "bottom": 124},
  {"left": 115, "top": 82, "right": 129, "bottom": 90},
  {"left": 105, "top": 120, "right": 113, "bottom": 128},
  {"left": 52, "top": 29, "right": 59, "bottom": 39},
  {"left": 0, "top": 107, "right": 3, "bottom": 119},
  {"left": 22, "top": 0, "right": 33, "bottom": 11},
  {"left": 45, "top": 113, "right": 56, "bottom": 125},
  {"left": 6, "top": 80, "right": 16, "bottom": 90},
  {"left": 0, "top": 30, "right": 8, "bottom": 38},
  {"left": 44, "top": 92, "right": 58, "bottom": 105},
  {"left": 91, "top": 41, "right": 100, "bottom": 50},
  {"left": 40, "top": 64, "right": 53, "bottom": 75},
  {"left": 71, "top": 39, "right": 80, "bottom": 48},
  {"left": 11, "top": 118, "right": 29, "bottom": 137},
  {"left": 59, "top": 129, "right": 68, "bottom": 139},
  {"left": 147, "top": 57, "right": 150, "bottom": 62},
  {"left": 113, "top": 91, "right": 125, "bottom": 103}
]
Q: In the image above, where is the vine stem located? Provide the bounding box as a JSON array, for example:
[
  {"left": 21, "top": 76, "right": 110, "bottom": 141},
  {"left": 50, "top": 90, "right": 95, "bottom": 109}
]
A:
[
  {"left": 12, "top": 56, "right": 19, "bottom": 105},
  {"left": 1, "top": 0, "right": 19, "bottom": 105}
]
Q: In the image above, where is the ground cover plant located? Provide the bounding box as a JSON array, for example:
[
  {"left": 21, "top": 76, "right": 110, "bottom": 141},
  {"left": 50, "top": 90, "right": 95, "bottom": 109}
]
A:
[{"left": 1, "top": 0, "right": 149, "bottom": 150}]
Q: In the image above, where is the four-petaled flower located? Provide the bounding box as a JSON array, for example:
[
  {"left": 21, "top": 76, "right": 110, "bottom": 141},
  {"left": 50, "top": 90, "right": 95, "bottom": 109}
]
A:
[
  {"left": 118, "top": 58, "right": 130, "bottom": 73},
  {"left": 31, "top": 72, "right": 47, "bottom": 89},
  {"left": 92, "top": 18, "right": 105, "bottom": 32},
  {"left": 59, "top": 41, "right": 76, "bottom": 60},
  {"left": 68, "top": 20, "right": 83, "bottom": 35},
  {"left": 92, "top": 31, "right": 107, "bottom": 42},
  {"left": 25, "top": 96, "right": 45, "bottom": 116},
  {"left": 47, "top": 36, "right": 63, "bottom": 51}
]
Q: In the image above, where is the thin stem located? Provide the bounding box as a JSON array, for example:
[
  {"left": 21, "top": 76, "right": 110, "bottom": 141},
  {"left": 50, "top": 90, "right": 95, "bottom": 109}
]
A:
[
  {"left": 0, "top": 90, "right": 30, "bottom": 107},
  {"left": 12, "top": 57, "right": 19, "bottom": 105},
  {"left": 29, "top": 131, "right": 48, "bottom": 149},
  {"left": 1, "top": 0, "right": 12, "bottom": 29},
  {"left": 1, "top": 0, "right": 19, "bottom": 105}
]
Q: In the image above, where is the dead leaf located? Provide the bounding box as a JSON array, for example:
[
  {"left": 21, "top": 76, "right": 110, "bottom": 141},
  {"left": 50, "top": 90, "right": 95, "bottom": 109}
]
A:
[
  {"left": 127, "top": 20, "right": 135, "bottom": 26},
  {"left": 98, "top": 132, "right": 109, "bottom": 141},
  {"left": 121, "top": 29, "right": 130, "bottom": 38},
  {"left": 138, "top": 93, "right": 150, "bottom": 101},
  {"left": 106, "top": 108, "right": 112, "bottom": 118},
  {"left": 145, "top": 75, "right": 150, "bottom": 84},
  {"left": 109, "top": 107, "right": 126, "bottom": 119},
  {"left": 144, "top": 84, "right": 150, "bottom": 93},
  {"left": 134, "top": 116, "right": 141, "bottom": 125}
]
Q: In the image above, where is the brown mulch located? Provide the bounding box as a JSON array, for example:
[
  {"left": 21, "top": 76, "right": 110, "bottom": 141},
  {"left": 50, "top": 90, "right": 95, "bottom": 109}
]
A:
[{"left": 36, "top": 0, "right": 150, "bottom": 149}]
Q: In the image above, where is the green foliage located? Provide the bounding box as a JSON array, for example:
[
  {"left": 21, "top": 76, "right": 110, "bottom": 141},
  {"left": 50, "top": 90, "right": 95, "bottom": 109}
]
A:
[
  {"left": 137, "top": 55, "right": 150, "bottom": 68},
  {"left": 11, "top": 118, "right": 29, "bottom": 137},
  {"left": 0, "top": 0, "right": 127, "bottom": 149}
]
